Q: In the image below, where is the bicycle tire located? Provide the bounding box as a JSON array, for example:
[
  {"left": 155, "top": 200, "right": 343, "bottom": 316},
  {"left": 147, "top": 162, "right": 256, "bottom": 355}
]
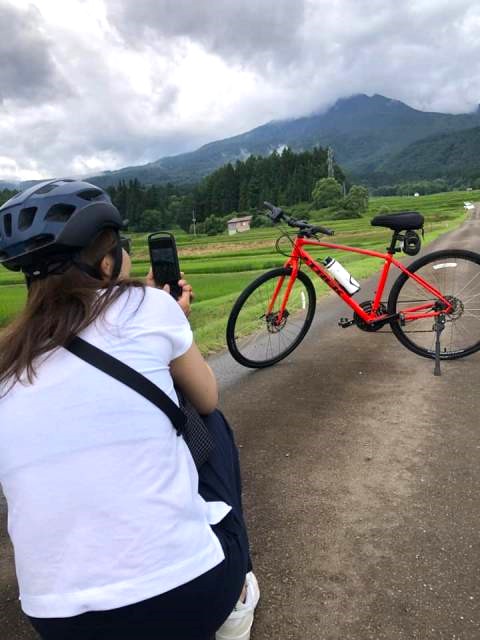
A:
[
  {"left": 226, "top": 267, "right": 316, "bottom": 368},
  {"left": 388, "top": 249, "right": 480, "bottom": 359}
]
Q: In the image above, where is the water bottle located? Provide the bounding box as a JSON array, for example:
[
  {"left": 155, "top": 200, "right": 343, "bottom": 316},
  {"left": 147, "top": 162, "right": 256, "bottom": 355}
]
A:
[{"left": 323, "top": 256, "right": 361, "bottom": 295}]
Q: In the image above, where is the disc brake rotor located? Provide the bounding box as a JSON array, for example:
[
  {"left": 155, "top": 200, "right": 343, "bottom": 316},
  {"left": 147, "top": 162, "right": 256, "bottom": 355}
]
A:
[
  {"left": 444, "top": 296, "right": 464, "bottom": 321},
  {"left": 265, "top": 310, "right": 290, "bottom": 333}
]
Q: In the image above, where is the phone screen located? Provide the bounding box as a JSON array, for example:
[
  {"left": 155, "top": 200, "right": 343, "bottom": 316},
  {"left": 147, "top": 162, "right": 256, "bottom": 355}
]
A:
[{"left": 148, "top": 234, "right": 181, "bottom": 289}]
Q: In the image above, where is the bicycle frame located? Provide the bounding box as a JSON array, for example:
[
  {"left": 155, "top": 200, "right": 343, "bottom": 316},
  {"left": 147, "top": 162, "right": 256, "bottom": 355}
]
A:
[{"left": 269, "top": 236, "right": 453, "bottom": 325}]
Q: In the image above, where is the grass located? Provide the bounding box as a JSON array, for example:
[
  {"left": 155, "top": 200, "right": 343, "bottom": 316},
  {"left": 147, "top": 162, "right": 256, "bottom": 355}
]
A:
[{"left": 0, "top": 190, "right": 474, "bottom": 352}]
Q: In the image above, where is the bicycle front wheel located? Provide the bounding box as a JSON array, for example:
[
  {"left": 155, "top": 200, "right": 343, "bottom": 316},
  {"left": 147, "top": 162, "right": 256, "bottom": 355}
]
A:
[
  {"left": 226, "top": 268, "right": 316, "bottom": 368},
  {"left": 388, "top": 249, "right": 480, "bottom": 359}
]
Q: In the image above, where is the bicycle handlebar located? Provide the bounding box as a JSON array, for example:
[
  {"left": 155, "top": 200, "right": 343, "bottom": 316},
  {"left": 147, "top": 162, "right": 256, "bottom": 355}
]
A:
[{"left": 263, "top": 201, "right": 335, "bottom": 237}]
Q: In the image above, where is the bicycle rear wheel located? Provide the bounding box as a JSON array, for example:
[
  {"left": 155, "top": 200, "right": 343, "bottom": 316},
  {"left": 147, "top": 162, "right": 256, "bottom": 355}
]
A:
[
  {"left": 226, "top": 267, "right": 316, "bottom": 368},
  {"left": 388, "top": 249, "right": 480, "bottom": 359}
]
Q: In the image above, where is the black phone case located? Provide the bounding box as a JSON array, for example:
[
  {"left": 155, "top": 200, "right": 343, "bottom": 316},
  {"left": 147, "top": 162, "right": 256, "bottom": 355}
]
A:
[{"left": 148, "top": 232, "right": 182, "bottom": 299}]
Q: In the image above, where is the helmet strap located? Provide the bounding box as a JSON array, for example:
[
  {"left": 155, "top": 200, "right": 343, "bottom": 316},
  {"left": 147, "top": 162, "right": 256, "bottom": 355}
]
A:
[
  {"left": 73, "top": 233, "right": 123, "bottom": 282},
  {"left": 24, "top": 233, "right": 124, "bottom": 285},
  {"left": 23, "top": 258, "right": 73, "bottom": 284},
  {"left": 72, "top": 260, "right": 102, "bottom": 280}
]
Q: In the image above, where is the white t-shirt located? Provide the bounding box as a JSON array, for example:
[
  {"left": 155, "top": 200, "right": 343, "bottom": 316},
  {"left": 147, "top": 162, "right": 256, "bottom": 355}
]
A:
[{"left": 0, "top": 286, "right": 230, "bottom": 618}]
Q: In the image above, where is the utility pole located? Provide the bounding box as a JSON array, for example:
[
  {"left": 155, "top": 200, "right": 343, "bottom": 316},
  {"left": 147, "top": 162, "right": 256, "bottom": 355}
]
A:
[
  {"left": 192, "top": 208, "right": 197, "bottom": 236},
  {"left": 327, "top": 146, "right": 334, "bottom": 179}
]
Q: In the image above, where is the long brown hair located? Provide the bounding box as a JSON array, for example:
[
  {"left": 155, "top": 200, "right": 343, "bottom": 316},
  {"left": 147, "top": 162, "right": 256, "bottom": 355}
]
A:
[{"left": 0, "top": 229, "right": 144, "bottom": 393}]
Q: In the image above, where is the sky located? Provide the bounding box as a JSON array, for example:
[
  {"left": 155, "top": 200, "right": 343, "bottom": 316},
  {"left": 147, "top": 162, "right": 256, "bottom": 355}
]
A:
[{"left": 2, "top": 0, "right": 480, "bottom": 182}]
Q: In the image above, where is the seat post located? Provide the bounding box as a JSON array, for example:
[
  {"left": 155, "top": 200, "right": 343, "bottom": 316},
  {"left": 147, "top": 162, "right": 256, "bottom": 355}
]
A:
[{"left": 387, "top": 231, "right": 400, "bottom": 254}]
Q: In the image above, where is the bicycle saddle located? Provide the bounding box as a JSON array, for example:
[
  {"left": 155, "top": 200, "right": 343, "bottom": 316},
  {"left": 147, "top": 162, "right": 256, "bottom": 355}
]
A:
[{"left": 370, "top": 211, "right": 424, "bottom": 231}]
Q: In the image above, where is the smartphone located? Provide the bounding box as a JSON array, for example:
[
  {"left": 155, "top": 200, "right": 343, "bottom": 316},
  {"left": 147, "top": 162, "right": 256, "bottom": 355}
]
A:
[{"left": 147, "top": 232, "right": 183, "bottom": 299}]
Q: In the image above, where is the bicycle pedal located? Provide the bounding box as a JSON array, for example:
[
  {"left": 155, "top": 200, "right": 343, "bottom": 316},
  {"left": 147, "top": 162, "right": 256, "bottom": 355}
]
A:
[{"left": 338, "top": 317, "right": 354, "bottom": 328}]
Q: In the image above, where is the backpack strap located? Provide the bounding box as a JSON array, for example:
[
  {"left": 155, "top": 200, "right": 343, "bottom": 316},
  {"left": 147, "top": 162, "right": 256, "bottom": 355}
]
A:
[{"left": 65, "top": 336, "right": 187, "bottom": 436}]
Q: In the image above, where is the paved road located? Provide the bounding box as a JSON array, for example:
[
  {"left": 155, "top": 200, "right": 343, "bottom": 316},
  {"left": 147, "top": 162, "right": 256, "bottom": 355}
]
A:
[
  {"left": 210, "top": 208, "right": 480, "bottom": 639},
  {"left": 1, "top": 210, "right": 480, "bottom": 639}
]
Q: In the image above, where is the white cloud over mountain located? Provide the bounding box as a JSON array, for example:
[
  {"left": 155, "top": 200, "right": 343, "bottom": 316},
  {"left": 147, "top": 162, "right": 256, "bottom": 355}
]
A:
[{"left": 1, "top": 0, "right": 480, "bottom": 181}]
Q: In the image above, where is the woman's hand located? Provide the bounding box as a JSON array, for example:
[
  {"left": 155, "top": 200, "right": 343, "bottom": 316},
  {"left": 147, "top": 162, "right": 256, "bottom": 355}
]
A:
[
  {"left": 145, "top": 268, "right": 157, "bottom": 289},
  {"left": 145, "top": 269, "right": 194, "bottom": 316},
  {"left": 167, "top": 278, "right": 193, "bottom": 316}
]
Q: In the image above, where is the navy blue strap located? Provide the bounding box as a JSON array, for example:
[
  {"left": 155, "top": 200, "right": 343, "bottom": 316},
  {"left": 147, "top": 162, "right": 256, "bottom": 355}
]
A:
[{"left": 65, "top": 336, "right": 187, "bottom": 435}]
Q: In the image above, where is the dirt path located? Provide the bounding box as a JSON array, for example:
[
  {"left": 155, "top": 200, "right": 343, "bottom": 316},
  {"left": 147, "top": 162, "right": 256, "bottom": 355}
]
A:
[{"left": 1, "top": 209, "right": 480, "bottom": 639}]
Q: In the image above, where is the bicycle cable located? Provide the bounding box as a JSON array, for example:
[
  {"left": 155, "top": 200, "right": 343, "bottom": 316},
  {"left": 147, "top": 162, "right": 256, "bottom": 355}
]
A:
[{"left": 275, "top": 229, "right": 296, "bottom": 258}]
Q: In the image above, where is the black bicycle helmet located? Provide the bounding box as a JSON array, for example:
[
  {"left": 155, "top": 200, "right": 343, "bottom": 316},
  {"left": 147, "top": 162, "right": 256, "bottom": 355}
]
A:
[{"left": 0, "top": 178, "right": 124, "bottom": 280}]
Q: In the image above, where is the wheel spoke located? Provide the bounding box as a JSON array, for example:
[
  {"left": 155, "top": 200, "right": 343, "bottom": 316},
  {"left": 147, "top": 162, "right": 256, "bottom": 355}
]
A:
[
  {"left": 227, "top": 268, "right": 315, "bottom": 367},
  {"left": 390, "top": 252, "right": 480, "bottom": 358}
]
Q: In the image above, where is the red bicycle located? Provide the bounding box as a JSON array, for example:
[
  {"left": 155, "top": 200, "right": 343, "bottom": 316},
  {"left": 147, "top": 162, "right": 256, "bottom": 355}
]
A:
[{"left": 226, "top": 202, "right": 480, "bottom": 374}]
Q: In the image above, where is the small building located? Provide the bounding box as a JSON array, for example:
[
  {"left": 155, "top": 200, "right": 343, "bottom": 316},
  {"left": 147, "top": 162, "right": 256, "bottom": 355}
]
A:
[{"left": 227, "top": 215, "right": 252, "bottom": 235}]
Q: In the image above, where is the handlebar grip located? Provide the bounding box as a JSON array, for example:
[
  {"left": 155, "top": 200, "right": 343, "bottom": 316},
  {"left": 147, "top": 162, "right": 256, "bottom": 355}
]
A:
[
  {"left": 263, "top": 201, "right": 284, "bottom": 223},
  {"left": 310, "top": 224, "right": 335, "bottom": 236}
]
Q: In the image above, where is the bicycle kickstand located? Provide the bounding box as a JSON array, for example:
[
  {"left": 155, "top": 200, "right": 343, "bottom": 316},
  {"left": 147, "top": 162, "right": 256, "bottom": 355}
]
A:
[{"left": 433, "top": 314, "right": 446, "bottom": 376}]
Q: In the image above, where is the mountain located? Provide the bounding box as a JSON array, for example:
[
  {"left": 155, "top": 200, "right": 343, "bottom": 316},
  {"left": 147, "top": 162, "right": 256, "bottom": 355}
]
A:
[
  {"left": 377, "top": 126, "right": 480, "bottom": 181},
  {"left": 87, "top": 94, "right": 480, "bottom": 188},
  {"left": 0, "top": 180, "right": 20, "bottom": 190}
]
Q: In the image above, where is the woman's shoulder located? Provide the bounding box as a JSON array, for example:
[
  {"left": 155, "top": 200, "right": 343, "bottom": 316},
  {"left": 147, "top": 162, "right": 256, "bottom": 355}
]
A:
[
  {"left": 139, "top": 285, "right": 184, "bottom": 315},
  {"left": 113, "top": 285, "right": 189, "bottom": 327}
]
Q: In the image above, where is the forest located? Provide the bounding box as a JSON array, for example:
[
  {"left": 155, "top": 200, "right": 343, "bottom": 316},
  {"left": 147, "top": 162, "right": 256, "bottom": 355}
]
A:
[{"left": 105, "top": 146, "right": 345, "bottom": 231}]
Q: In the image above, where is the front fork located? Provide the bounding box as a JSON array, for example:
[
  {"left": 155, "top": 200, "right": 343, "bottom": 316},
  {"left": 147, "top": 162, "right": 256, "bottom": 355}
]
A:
[{"left": 266, "top": 262, "right": 300, "bottom": 323}]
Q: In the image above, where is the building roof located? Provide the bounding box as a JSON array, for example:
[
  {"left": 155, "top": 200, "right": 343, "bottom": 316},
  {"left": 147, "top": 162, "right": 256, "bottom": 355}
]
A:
[{"left": 227, "top": 216, "right": 253, "bottom": 224}]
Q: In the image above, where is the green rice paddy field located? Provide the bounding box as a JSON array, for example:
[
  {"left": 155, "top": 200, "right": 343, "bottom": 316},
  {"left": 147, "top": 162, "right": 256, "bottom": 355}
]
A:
[{"left": 0, "top": 190, "right": 475, "bottom": 353}]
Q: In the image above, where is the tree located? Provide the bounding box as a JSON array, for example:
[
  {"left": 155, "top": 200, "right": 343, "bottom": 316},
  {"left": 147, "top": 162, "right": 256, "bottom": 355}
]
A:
[
  {"left": 169, "top": 195, "right": 193, "bottom": 232},
  {"left": 136, "top": 209, "right": 163, "bottom": 232},
  {"left": 311, "top": 178, "right": 343, "bottom": 208},
  {"left": 251, "top": 213, "right": 270, "bottom": 228},
  {"left": 203, "top": 215, "right": 225, "bottom": 236},
  {"left": 343, "top": 185, "right": 369, "bottom": 214}
]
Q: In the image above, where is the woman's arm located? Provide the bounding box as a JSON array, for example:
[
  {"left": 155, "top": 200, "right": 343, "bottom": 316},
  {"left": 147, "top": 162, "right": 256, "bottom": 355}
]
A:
[
  {"left": 145, "top": 268, "right": 217, "bottom": 414},
  {"left": 170, "top": 342, "right": 218, "bottom": 415}
]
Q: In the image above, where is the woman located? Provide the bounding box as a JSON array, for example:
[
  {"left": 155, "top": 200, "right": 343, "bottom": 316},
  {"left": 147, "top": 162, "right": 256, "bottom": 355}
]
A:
[{"left": 0, "top": 179, "right": 259, "bottom": 640}]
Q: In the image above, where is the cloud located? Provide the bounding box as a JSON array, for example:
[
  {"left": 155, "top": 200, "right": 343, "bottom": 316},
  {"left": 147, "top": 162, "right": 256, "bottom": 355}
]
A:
[
  {"left": 0, "top": 1, "right": 68, "bottom": 103},
  {"left": 2, "top": 0, "right": 480, "bottom": 181},
  {"left": 107, "top": 0, "right": 306, "bottom": 71},
  {"left": 106, "top": 0, "right": 480, "bottom": 117}
]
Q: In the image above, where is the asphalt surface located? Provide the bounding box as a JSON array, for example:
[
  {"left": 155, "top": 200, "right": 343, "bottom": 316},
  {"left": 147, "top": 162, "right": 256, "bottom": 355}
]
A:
[{"left": 1, "top": 210, "right": 480, "bottom": 639}]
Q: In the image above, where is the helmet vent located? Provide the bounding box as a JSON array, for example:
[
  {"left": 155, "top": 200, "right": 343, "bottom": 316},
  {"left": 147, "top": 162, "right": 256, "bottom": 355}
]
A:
[
  {"left": 3, "top": 213, "right": 12, "bottom": 237},
  {"left": 77, "top": 189, "right": 103, "bottom": 201},
  {"left": 36, "top": 183, "right": 59, "bottom": 195},
  {"left": 19, "top": 207, "right": 37, "bottom": 230},
  {"left": 45, "top": 203, "right": 76, "bottom": 222}
]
